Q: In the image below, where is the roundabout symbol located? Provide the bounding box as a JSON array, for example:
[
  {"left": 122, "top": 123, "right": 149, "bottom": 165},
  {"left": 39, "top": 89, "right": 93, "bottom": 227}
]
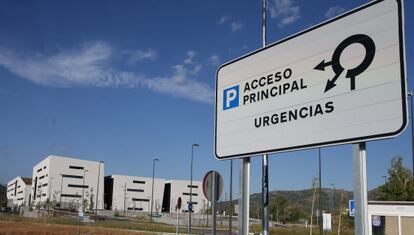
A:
[{"left": 314, "top": 34, "right": 376, "bottom": 93}]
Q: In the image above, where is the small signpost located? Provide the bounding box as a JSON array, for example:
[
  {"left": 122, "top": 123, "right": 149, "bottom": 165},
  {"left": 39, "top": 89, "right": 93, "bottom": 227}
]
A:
[
  {"left": 176, "top": 197, "right": 182, "bottom": 235},
  {"left": 202, "top": 171, "right": 224, "bottom": 235},
  {"left": 349, "top": 199, "right": 355, "bottom": 217}
]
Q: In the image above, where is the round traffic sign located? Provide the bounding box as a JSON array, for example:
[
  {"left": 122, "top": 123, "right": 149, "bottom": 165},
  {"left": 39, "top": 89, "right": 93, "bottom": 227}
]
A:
[
  {"left": 188, "top": 202, "right": 193, "bottom": 212},
  {"left": 177, "top": 197, "right": 182, "bottom": 209},
  {"left": 202, "top": 171, "right": 224, "bottom": 202}
]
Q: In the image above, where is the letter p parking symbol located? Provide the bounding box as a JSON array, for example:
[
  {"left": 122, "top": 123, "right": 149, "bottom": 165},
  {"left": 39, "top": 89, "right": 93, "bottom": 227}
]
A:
[{"left": 223, "top": 85, "right": 239, "bottom": 110}]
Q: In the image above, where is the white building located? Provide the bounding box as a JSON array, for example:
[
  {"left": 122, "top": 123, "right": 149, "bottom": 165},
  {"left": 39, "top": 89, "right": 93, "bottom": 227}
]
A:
[
  {"left": 31, "top": 155, "right": 104, "bottom": 210},
  {"left": 6, "top": 176, "right": 32, "bottom": 208},
  {"left": 164, "top": 180, "right": 205, "bottom": 214},
  {"left": 104, "top": 176, "right": 206, "bottom": 214},
  {"left": 104, "top": 175, "right": 165, "bottom": 212}
]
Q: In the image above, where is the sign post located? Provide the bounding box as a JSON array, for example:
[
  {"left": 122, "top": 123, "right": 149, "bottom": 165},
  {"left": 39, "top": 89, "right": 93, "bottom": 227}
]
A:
[
  {"left": 352, "top": 143, "right": 369, "bottom": 234},
  {"left": 239, "top": 158, "right": 250, "bottom": 235},
  {"left": 202, "top": 171, "right": 224, "bottom": 235},
  {"left": 214, "top": 1, "right": 406, "bottom": 235},
  {"left": 176, "top": 197, "right": 182, "bottom": 235}
]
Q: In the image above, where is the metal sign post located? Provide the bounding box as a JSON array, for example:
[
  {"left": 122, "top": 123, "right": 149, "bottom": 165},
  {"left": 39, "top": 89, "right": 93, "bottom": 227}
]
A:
[
  {"left": 262, "top": 154, "right": 269, "bottom": 235},
  {"left": 352, "top": 142, "right": 369, "bottom": 235},
  {"left": 211, "top": 172, "right": 217, "bottom": 235},
  {"left": 261, "top": 1, "right": 269, "bottom": 235},
  {"left": 176, "top": 197, "right": 182, "bottom": 235},
  {"left": 202, "top": 171, "right": 224, "bottom": 235},
  {"left": 229, "top": 160, "right": 233, "bottom": 235},
  {"left": 239, "top": 158, "right": 250, "bottom": 235}
]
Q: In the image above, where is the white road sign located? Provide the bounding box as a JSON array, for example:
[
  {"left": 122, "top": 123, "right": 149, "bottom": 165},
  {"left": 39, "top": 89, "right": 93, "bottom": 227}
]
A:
[{"left": 215, "top": 0, "right": 407, "bottom": 159}]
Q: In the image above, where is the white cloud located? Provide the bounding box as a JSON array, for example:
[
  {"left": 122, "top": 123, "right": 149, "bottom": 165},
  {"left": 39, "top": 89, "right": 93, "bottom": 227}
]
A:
[
  {"left": 209, "top": 54, "right": 220, "bottom": 66},
  {"left": 324, "top": 6, "right": 346, "bottom": 18},
  {"left": 0, "top": 42, "right": 214, "bottom": 104},
  {"left": 122, "top": 48, "right": 158, "bottom": 64},
  {"left": 269, "top": 0, "right": 300, "bottom": 27},
  {"left": 231, "top": 21, "right": 243, "bottom": 32},
  {"left": 184, "top": 50, "right": 196, "bottom": 64},
  {"left": 218, "top": 16, "right": 230, "bottom": 25}
]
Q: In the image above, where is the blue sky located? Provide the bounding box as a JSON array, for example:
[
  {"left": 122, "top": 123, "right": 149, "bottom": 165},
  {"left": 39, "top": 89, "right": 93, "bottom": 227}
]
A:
[{"left": 0, "top": 0, "right": 413, "bottom": 196}]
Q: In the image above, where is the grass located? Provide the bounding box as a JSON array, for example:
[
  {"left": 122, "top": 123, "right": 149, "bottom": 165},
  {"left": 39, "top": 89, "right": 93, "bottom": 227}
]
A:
[{"left": 0, "top": 214, "right": 355, "bottom": 235}]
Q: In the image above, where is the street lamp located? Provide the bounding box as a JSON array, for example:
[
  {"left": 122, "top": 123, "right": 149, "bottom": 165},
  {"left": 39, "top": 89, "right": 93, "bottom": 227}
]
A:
[
  {"left": 189, "top": 143, "right": 199, "bottom": 235},
  {"left": 330, "top": 183, "right": 336, "bottom": 214},
  {"left": 48, "top": 177, "right": 55, "bottom": 211},
  {"left": 408, "top": 91, "right": 414, "bottom": 177},
  {"left": 59, "top": 174, "right": 64, "bottom": 208},
  {"left": 150, "top": 158, "right": 159, "bottom": 222},
  {"left": 82, "top": 169, "right": 89, "bottom": 209},
  {"left": 96, "top": 161, "right": 103, "bottom": 215}
]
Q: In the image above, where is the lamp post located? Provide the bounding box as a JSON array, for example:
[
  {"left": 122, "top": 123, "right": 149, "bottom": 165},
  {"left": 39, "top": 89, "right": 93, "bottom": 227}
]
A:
[
  {"left": 48, "top": 177, "right": 54, "bottom": 201},
  {"left": 150, "top": 158, "right": 159, "bottom": 222},
  {"left": 330, "top": 183, "right": 336, "bottom": 214},
  {"left": 189, "top": 144, "right": 199, "bottom": 235},
  {"left": 82, "top": 169, "right": 88, "bottom": 209},
  {"left": 318, "top": 148, "right": 323, "bottom": 235},
  {"left": 48, "top": 177, "right": 54, "bottom": 211},
  {"left": 95, "top": 161, "right": 103, "bottom": 215},
  {"left": 408, "top": 91, "right": 414, "bottom": 177},
  {"left": 59, "top": 174, "right": 64, "bottom": 208}
]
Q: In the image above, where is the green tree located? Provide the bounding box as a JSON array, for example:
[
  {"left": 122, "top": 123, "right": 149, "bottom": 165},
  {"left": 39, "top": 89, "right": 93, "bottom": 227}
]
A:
[
  {"left": 269, "top": 194, "right": 289, "bottom": 223},
  {"left": 89, "top": 188, "right": 94, "bottom": 212},
  {"left": 378, "top": 156, "right": 414, "bottom": 201}
]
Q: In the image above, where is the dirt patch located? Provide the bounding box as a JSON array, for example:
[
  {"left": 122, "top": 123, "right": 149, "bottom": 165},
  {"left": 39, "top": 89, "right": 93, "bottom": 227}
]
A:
[{"left": 0, "top": 221, "right": 149, "bottom": 235}]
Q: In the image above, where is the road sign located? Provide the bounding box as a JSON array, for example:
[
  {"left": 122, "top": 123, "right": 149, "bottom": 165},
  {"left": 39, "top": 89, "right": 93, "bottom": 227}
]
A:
[
  {"left": 202, "top": 171, "right": 224, "bottom": 201},
  {"left": 215, "top": 0, "right": 407, "bottom": 159},
  {"left": 349, "top": 199, "right": 355, "bottom": 217},
  {"left": 188, "top": 202, "right": 193, "bottom": 212}
]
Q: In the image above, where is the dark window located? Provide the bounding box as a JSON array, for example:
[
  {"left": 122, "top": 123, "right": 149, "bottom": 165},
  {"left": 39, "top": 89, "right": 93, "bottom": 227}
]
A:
[
  {"left": 17, "top": 185, "right": 21, "bottom": 188},
  {"left": 127, "top": 207, "right": 143, "bottom": 211},
  {"left": 61, "top": 194, "right": 82, "bottom": 198},
  {"left": 37, "top": 168, "right": 42, "bottom": 172},
  {"left": 127, "top": 188, "right": 144, "bottom": 192},
  {"left": 42, "top": 193, "right": 46, "bottom": 197},
  {"left": 42, "top": 183, "right": 48, "bottom": 187},
  {"left": 61, "top": 174, "right": 83, "bottom": 179},
  {"left": 18, "top": 191, "right": 23, "bottom": 194},
  {"left": 183, "top": 193, "right": 198, "bottom": 196},
  {"left": 133, "top": 180, "right": 145, "bottom": 184},
  {"left": 17, "top": 198, "right": 23, "bottom": 201},
  {"left": 39, "top": 175, "right": 45, "bottom": 179},
  {"left": 68, "top": 184, "right": 88, "bottom": 188},
  {"left": 131, "top": 198, "right": 150, "bottom": 202},
  {"left": 187, "top": 185, "right": 198, "bottom": 188},
  {"left": 69, "top": 165, "right": 84, "bottom": 170},
  {"left": 43, "top": 166, "right": 47, "bottom": 169}
]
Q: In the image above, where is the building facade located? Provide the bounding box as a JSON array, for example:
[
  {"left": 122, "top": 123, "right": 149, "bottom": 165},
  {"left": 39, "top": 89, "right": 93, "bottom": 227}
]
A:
[
  {"left": 104, "top": 175, "right": 165, "bottom": 212},
  {"left": 104, "top": 175, "right": 206, "bottom": 214},
  {"left": 162, "top": 180, "right": 205, "bottom": 214},
  {"left": 6, "top": 176, "right": 32, "bottom": 208},
  {"left": 31, "top": 155, "right": 104, "bottom": 210}
]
